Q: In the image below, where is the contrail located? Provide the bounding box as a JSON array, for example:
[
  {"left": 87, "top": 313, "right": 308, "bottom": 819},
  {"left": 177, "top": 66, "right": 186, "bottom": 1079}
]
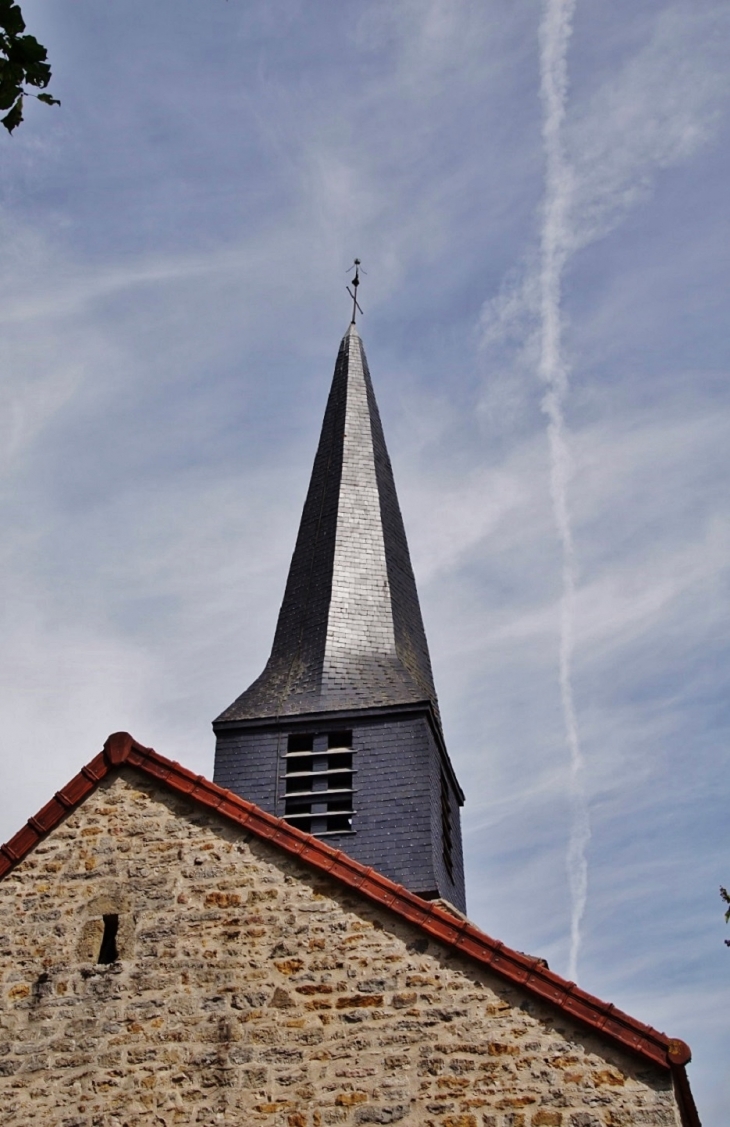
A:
[{"left": 538, "top": 0, "right": 590, "bottom": 983}]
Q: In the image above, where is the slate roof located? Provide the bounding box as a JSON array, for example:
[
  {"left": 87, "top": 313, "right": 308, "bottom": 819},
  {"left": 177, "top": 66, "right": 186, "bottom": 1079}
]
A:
[
  {"left": 0, "top": 731, "right": 700, "bottom": 1127},
  {"left": 216, "top": 324, "right": 440, "bottom": 724}
]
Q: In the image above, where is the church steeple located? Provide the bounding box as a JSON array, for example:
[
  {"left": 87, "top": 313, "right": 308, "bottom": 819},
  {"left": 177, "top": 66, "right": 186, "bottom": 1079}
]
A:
[
  {"left": 216, "top": 323, "right": 439, "bottom": 724},
  {"left": 213, "top": 322, "right": 466, "bottom": 912}
]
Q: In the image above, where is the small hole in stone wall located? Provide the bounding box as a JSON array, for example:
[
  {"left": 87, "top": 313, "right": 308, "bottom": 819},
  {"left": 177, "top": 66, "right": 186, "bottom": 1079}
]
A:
[{"left": 98, "top": 914, "right": 119, "bottom": 964}]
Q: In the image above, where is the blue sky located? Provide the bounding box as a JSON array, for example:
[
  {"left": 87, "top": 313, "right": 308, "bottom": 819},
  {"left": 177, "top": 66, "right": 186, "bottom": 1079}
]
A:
[{"left": 1, "top": 1, "right": 728, "bottom": 1120}]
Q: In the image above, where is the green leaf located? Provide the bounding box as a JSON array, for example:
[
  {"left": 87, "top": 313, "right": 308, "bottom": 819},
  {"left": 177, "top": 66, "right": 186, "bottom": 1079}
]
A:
[
  {"left": 1, "top": 91, "right": 22, "bottom": 133},
  {"left": 23, "top": 63, "right": 51, "bottom": 89},
  {"left": 0, "top": 58, "right": 24, "bottom": 86},
  {"left": 0, "top": 1, "right": 26, "bottom": 38},
  {"left": 0, "top": 78, "right": 21, "bottom": 110},
  {"left": 0, "top": 5, "right": 55, "bottom": 135},
  {"left": 13, "top": 34, "right": 48, "bottom": 66}
]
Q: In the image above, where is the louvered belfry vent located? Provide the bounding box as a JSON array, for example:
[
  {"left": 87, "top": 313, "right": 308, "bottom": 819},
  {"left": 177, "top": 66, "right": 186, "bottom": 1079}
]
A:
[
  {"left": 281, "top": 731, "right": 355, "bottom": 836},
  {"left": 213, "top": 323, "right": 467, "bottom": 913}
]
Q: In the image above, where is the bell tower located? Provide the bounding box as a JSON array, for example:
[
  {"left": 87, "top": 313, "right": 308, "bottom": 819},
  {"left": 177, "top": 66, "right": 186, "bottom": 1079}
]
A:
[{"left": 213, "top": 321, "right": 466, "bottom": 911}]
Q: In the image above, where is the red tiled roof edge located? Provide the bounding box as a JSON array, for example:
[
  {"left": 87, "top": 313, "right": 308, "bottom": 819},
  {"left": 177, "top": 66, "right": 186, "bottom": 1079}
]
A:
[{"left": 0, "top": 734, "right": 696, "bottom": 1094}]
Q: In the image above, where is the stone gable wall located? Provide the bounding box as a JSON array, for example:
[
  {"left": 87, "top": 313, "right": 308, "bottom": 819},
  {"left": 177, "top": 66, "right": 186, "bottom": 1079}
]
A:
[{"left": 0, "top": 770, "right": 680, "bottom": 1127}]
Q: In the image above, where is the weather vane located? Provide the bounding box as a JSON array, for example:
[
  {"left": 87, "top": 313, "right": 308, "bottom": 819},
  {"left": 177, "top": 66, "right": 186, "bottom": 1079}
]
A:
[{"left": 346, "top": 258, "right": 365, "bottom": 324}]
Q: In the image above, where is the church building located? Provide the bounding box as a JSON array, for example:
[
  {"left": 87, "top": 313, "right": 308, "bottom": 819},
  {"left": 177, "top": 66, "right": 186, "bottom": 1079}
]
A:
[{"left": 0, "top": 318, "right": 700, "bottom": 1126}]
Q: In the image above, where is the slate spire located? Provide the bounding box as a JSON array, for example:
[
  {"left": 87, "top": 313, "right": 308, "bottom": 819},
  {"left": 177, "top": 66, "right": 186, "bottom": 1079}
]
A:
[
  {"left": 216, "top": 323, "right": 439, "bottom": 724},
  {"left": 213, "top": 322, "right": 466, "bottom": 913}
]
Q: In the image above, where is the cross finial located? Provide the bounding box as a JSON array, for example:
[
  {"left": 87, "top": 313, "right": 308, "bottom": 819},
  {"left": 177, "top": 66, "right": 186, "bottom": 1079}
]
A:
[{"left": 346, "top": 258, "right": 364, "bottom": 324}]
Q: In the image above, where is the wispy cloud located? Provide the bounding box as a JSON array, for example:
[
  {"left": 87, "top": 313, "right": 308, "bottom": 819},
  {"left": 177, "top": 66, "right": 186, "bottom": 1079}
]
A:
[
  {"left": 536, "top": 0, "right": 590, "bottom": 985},
  {"left": 478, "top": 0, "right": 730, "bottom": 987}
]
